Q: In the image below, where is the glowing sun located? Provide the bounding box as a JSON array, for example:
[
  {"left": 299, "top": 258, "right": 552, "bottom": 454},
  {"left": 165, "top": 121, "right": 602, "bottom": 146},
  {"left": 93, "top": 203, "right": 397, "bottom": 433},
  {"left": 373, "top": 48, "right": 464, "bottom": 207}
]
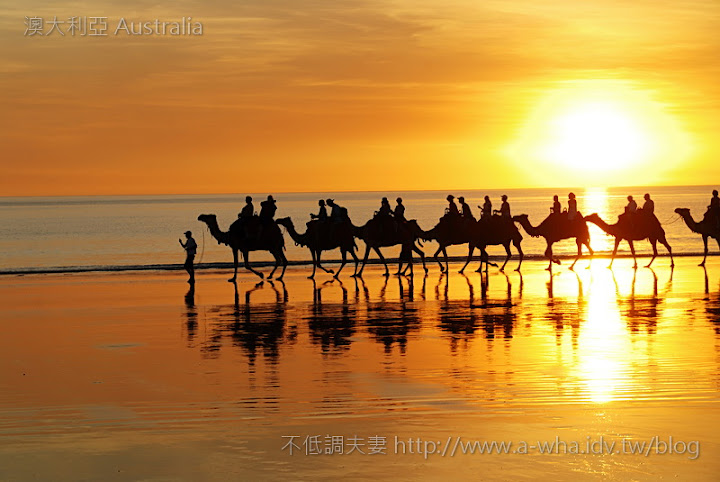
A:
[
  {"left": 542, "top": 101, "right": 651, "bottom": 171},
  {"left": 508, "top": 80, "right": 693, "bottom": 185}
]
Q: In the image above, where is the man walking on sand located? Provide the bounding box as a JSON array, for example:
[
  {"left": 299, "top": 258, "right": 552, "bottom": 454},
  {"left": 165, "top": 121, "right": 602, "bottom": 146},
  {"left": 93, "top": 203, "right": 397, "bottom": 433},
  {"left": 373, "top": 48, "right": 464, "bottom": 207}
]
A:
[{"left": 179, "top": 230, "right": 197, "bottom": 284}]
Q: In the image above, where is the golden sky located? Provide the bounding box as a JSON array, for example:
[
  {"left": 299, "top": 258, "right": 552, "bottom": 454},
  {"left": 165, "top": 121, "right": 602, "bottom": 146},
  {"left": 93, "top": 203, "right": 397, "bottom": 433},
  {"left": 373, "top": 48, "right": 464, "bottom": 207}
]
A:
[{"left": 1, "top": 0, "right": 718, "bottom": 195}]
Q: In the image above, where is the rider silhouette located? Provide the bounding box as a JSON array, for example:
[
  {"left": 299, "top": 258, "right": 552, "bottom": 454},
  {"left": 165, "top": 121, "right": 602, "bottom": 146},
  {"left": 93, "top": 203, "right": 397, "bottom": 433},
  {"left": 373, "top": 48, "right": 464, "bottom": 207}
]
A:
[
  {"left": 458, "top": 196, "right": 474, "bottom": 219},
  {"left": 446, "top": 195, "right": 460, "bottom": 217},
  {"left": 642, "top": 193, "right": 655, "bottom": 215},
  {"left": 239, "top": 196, "right": 254, "bottom": 218},
  {"left": 709, "top": 190, "right": 720, "bottom": 228},
  {"left": 551, "top": 195, "right": 561, "bottom": 215},
  {"left": 625, "top": 195, "right": 638, "bottom": 214},
  {"left": 377, "top": 197, "right": 393, "bottom": 217},
  {"left": 394, "top": 197, "right": 406, "bottom": 223},
  {"left": 259, "top": 195, "right": 277, "bottom": 223},
  {"left": 480, "top": 196, "right": 492, "bottom": 219},
  {"left": 568, "top": 193, "right": 578, "bottom": 220},
  {"left": 327, "top": 199, "right": 347, "bottom": 223},
  {"left": 311, "top": 199, "right": 328, "bottom": 221},
  {"left": 496, "top": 195, "right": 511, "bottom": 218}
]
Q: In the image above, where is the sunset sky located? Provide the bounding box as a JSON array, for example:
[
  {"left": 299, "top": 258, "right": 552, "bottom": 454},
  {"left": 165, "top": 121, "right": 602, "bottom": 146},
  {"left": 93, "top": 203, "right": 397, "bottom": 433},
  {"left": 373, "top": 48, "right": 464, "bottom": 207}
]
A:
[{"left": 1, "top": 0, "right": 718, "bottom": 196}]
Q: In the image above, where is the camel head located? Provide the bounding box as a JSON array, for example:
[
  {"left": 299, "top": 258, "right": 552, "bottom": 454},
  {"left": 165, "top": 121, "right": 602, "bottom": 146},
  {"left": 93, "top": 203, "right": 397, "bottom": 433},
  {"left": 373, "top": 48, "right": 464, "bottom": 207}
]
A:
[
  {"left": 275, "top": 217, "right": 293, "bottom": 229},
  {"left": 512, "top": 214, "right": 528, "bottom": 223},
  {"left": 674, "top": 208, "right": 690, "bottom": 216},
  {"left": 584, "top": 213, "right": 601, "bottom": 223},
  {"left": 197, "top": 213, "right": 217, "bottom": 224},
  {"left": 197, "top": 214, "right": 225, "bottom": 245}
]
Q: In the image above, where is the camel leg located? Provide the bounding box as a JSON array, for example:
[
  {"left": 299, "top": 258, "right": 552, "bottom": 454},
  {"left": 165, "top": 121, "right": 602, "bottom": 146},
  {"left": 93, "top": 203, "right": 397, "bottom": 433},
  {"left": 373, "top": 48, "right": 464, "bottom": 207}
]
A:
[
  {"left": 570, "top": 239, "right": 582, "bottom": 270},
  {"left": 349, "top": 247, "right": 360, "bottom": 276},
  {"left": 660, "top": 236, "right": 673, "bottom": 267},
  {"left": 584, "top": 239, "right": 594, "bottom": 269},
  {"left": 700, "top": 235, "right": 708, "bottom": 266},
  {"left": 316, "top": 251, "right": 334, "bottom": 274},
  {"left": 412, "top": 243, "right": 428, "bottom": 273},
  {"left": 545, "top": 242, "right": 553, "bottom": 271},
  {"left": 628, "top": 240, "right": 637, "bottom": 269},
  {"left": 277, "top": 250, "right": 287, "bottom": 280},
  {"left": 268, "top": 250, "right": 281, "bottom": 279},
  {"left": 335, "top": 249, "right": 347, "bottom": 279},
  {"left": 609, "top": 239, "right": 620, "bottom": 269},
  {"left": 308, "top": 250, "right": 317, "bottom": 279},
  {"left": 479, "top": 247, "right": 497, "bottom": 272},
  {"left": 460, "top": 244, "right": 474, "bottom": 274},
  {"left": 646, "top": 240, "right": 658, "bottom": 268},
  {"left": 229, "top": 248, "right": 239, "bottom": 282},
  {"left": 514, "top": 239, "right": 524, "bottom": 272},
  {"left": 374, "top": 247, "right": 390, "bottom": 277},
  {"left": 243, "top": 251, "right": 265, "bottom": 279},
  {"left": 433, "top": 246, "right": 445, "bottom": 272},
  {"left": 356, "top": 244, "right": 372, "bottom": 277},
  {"left": 442, "top": 247, "right": 450, "bottom": 273},
  {"left": 500, "top": 243, "right": 511, "bottom": 271}
]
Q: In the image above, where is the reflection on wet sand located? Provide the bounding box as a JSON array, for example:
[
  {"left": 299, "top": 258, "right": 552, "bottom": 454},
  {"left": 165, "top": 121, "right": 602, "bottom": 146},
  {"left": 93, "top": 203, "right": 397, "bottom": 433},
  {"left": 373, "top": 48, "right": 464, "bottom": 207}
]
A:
[
  {"left": 1, "top": 260, "right": 720, "bottom": 480},
  {"left": 189, "top": 265, "right": 720, "bottom": 371}
]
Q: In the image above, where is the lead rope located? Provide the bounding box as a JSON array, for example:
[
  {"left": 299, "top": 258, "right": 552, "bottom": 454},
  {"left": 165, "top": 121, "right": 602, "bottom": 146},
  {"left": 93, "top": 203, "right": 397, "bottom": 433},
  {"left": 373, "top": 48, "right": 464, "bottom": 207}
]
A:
[{"left": 197, "top": 226, "right": 206, "bottom": 265}]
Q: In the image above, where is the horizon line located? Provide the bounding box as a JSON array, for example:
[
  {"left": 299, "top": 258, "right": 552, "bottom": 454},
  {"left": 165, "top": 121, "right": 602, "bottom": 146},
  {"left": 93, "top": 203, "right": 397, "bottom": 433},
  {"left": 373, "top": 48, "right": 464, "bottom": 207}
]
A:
[{"left": 0, "top": 183, "right": 716, "bottom": 200}]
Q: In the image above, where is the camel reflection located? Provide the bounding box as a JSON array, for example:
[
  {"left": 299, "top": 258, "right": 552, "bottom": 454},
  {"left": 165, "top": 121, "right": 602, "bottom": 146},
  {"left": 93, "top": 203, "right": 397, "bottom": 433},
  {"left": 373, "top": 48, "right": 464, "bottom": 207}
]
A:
[
  {"left": 613, "top": 268, "right": 672, "bottom": 334},
  {"left": 545, "top": 271, "right": 584, "bottom": 348},
  {"left": 701, "top": 268, "right": 720, "bottom": 333},
  {"left": 306, "top": 279, "right": 357, "bottom": 356},
  {"left": 437, "top": 273, "right": 517, "bottom": 354},
  {"left": 196, "top": 281, "right": 289, "bottom": 373}
]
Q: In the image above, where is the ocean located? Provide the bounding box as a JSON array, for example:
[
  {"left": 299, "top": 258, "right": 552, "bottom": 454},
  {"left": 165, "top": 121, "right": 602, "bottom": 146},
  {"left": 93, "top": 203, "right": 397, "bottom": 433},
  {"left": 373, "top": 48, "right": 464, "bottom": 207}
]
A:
[{"left": 0, "top": 185, "right": 716, "bottom": 273}]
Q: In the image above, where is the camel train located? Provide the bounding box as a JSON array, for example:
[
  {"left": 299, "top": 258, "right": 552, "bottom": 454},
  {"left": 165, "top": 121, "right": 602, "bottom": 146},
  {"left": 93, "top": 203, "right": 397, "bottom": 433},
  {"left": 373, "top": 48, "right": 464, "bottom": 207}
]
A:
[{"left": 196, "top": 191, "right": 720, "bottom": 282}]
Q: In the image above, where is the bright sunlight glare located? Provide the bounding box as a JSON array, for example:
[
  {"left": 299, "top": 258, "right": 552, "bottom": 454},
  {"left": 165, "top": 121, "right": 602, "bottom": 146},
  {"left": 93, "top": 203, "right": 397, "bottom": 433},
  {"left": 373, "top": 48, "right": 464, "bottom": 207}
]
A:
[
  {"left": 542, "top": 102, "right": 651, "bottom": 171},
  {"left": 507, "top": 80, "right": 693, "bottom": 186}
]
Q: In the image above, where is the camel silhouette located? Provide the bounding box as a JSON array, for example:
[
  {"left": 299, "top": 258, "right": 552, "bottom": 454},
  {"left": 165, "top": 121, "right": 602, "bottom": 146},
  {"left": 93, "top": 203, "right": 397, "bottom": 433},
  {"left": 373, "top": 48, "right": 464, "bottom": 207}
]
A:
[
  {"left": 276, "top": 217, "right": 359, "bottom": 279},
  {"left": 513, "top": 213, "right": 593, "bottom": 271},
  {"left": 585, "top": 213, "right": 673, "bottom": 269},
  {"left": 197, "top": 214, "right": 287, "bottom": 281},
  {"left": 352, "top": 217, "right": 428, "bottom": 277},
  {"left": 675, "top": 208, "right": 720, "bottom": 266},
  {"left": 459, "top": 216, "right": 524, "bottom": 273},
  {"left": 422, "top": 218, "right": 473, "bottom": 272}
]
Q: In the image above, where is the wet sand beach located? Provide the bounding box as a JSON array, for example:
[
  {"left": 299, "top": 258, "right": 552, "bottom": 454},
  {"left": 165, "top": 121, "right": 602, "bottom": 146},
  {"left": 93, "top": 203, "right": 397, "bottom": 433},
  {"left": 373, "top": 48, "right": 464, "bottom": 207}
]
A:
[{"left": 1, "top": 257, "right": 718, "bottom": 480}]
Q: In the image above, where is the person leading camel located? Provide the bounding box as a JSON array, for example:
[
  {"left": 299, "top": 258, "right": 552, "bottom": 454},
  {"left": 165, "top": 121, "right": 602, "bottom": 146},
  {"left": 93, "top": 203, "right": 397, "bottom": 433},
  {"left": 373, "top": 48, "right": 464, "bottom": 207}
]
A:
[{"left": 179, "top": 230, "right": 197, "bottom": 284}]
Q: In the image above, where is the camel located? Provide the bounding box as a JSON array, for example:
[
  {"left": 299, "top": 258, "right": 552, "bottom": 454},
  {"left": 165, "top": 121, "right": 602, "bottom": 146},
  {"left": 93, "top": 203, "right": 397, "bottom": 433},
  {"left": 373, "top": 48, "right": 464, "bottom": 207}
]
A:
[
  {"left": 352, "top": 217, "right": 428, "bottom": 277},
  {"left": 675, "top": 208, "right": 720, "bottom": 266},
  {"left": 422, "top": 217, "right": 474, "bottom": 272},
  {"left": 459, "top": 216, "right": 524, "bottom": 273},
  {"left": 276, "top": 217, "right": 359, "bottom": 279},
  {"left": 513, "top": 213, "right": 593, "bottom": 271},
  {"left": 585, "top": 213, "right": 673, "bottom": 269},
  {"left": 197, "top": 214, "right": 287, "bottom": 281}
]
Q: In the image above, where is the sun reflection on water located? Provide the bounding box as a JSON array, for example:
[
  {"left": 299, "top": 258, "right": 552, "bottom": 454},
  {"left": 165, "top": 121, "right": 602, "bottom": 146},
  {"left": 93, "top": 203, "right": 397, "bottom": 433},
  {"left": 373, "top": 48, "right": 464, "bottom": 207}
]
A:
[
  {"left": 583, "top": 187, "right": 614, "bottom": 254},
  {"left": 576, "top": 268, "right": 634, "bottom": 403}
]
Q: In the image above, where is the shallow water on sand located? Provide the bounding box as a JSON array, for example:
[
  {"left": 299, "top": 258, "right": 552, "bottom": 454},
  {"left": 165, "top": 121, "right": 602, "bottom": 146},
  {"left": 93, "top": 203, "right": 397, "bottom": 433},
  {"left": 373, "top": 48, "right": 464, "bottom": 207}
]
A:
[{"left": 0, "top": 258, "right": 718, "bottom": 480}]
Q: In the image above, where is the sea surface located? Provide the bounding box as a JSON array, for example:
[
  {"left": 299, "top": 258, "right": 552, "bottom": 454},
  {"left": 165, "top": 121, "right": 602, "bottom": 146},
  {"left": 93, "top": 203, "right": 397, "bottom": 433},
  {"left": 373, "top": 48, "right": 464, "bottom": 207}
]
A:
[
  {"left": 0, "top": 260, "right": 718, "bottom": 480},
  {"left": 1, "top": 185, "right": 719, "bottom": 480},
  {"left": 0, "top": 185, "right": 716, "bottom": 273}
]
